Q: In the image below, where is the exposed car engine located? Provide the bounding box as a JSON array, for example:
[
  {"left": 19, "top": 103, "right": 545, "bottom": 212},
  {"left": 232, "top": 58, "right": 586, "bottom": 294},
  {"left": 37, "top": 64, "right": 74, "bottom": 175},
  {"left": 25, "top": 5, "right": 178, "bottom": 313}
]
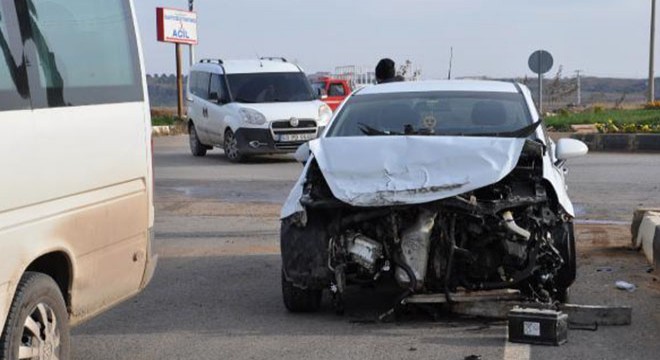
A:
[{"left": 281, "top": 139, "right": 576, "bottom": 312}]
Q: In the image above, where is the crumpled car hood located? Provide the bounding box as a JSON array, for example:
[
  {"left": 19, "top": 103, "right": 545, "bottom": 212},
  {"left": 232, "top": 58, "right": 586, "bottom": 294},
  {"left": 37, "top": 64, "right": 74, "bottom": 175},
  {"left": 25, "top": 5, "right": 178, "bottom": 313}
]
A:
[{"left": 308, "top": 136, "right": 527, "bottom": 207}]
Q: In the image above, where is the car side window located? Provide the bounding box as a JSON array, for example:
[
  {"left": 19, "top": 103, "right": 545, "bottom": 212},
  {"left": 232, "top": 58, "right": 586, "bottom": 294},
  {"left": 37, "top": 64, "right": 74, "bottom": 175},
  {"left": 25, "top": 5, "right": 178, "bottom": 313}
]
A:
[
  {"left": 0, "top": 2, "right": 30, "bottom": 111},
  {"left": 328, "top": 83, "right": 345, "bottom": 97},
  {"left": 208, "top": 73, "right": 226, "bottom": 103},
  {"left": 195, "top": 71, "right": 210, "bottom": 99},
  {"left": 18, "top": 0, "right": 143, "bottom": 108}
]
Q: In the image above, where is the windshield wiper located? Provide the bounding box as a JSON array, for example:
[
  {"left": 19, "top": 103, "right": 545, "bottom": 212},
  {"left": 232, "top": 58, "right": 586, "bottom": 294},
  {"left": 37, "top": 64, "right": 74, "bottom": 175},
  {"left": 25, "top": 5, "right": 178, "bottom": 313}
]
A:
[
  {"left": 358, "top": 123, "right": 402, "bottom": 136},
  {"left": 452, "top": 121, "right": 542, "bottom": 138}
]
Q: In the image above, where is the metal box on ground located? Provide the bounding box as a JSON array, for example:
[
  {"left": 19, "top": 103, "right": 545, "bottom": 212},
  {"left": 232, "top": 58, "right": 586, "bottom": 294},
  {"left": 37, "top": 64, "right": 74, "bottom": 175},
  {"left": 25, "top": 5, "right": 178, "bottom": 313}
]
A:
[{"left": 508, "top": 307, "right": 568, "bottom": 346}]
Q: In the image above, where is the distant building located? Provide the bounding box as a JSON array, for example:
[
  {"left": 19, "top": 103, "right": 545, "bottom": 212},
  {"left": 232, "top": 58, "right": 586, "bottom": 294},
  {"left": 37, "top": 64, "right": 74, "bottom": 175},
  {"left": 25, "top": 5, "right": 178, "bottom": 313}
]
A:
[{"left": 334, "top": 65, "right": 376, "bottom": 88}]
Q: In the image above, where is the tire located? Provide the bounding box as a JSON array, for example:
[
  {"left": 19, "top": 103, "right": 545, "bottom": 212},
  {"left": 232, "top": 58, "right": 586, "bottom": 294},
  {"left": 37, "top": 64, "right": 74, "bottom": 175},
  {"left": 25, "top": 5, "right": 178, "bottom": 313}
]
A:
[
  {"left": 223, "top": 129, "right": 245, "bottom": 163},
  {"left": 281, "top": 270, "right": 322, "bottom": 313},
  {"left": 554, "top": 222, "right": 576, "bottom": 302},
  {"left": 189, "top": 123, "right": 207, "bottom": 157},
  {"left": 0, "top": 272, "right": 70, "bottom": 360}
]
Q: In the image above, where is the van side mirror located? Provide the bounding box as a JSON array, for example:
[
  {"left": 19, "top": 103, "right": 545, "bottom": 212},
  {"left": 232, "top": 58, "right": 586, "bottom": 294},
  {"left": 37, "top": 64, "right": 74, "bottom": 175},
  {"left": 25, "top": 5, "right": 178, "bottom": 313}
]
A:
[
  {"left": 556, "top": 138, "right": 588, "bottom": 161},
  {"left": 317, "top": 88, "right": 328, "bottom": 100},
  {"left": 208, "top": 91, "right": 219, "bottom": 102}
]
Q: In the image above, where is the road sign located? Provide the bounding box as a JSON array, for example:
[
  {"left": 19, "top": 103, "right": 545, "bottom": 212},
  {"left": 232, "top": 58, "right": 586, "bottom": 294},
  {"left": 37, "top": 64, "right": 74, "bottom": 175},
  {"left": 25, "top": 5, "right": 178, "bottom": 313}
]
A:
[
  {"left": 156, "top": 7, "right": 198, "bottom": 120},
  {"left": 156, "top": 7, "right": 198, "bottom": 45},
  {"left": 528, "top": 50, "right": 553, "bottom": 75},
  {"left": 528, "top": 50, "right": 553, "bottom": 113}
]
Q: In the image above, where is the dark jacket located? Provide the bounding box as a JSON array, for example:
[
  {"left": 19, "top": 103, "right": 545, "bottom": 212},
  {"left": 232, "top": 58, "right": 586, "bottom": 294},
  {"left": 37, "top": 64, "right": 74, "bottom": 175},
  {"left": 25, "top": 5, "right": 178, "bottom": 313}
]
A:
[{"left": 377, "top": 75, "right": 405, "bottom": 84}]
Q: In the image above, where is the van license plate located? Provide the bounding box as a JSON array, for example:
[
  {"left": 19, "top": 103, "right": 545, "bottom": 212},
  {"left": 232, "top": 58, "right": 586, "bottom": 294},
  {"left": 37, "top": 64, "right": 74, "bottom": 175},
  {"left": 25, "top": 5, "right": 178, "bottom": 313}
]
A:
[{"left": 278, "top": 133, "right": 316, "bottom": 142}]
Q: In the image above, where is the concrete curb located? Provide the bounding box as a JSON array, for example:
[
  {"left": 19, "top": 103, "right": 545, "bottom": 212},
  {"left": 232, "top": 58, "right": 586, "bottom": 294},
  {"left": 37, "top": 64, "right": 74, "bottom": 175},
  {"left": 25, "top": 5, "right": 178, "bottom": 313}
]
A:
[
  {"left": 571, "top": 133, "right": 660, "bottom": 152},
  {"left": 152, "top": 125, "right": 187, "bottom": 137},
  {"left": 631, "top": 209, "right": 660, "bottom": 270}
]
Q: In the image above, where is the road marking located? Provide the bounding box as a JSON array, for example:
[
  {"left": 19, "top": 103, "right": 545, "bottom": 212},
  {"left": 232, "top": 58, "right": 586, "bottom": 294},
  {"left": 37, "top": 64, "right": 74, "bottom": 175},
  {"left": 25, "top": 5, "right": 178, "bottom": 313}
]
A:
[{"left": 504, "top": 334, "right": 531, "bottom": 360}]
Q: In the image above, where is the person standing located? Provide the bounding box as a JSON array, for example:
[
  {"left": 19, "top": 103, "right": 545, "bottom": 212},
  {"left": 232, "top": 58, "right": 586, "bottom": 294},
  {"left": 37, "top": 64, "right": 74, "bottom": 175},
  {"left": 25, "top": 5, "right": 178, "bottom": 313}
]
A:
[{"left": 375, "top": 58, "right": 404, "bottom": 84}]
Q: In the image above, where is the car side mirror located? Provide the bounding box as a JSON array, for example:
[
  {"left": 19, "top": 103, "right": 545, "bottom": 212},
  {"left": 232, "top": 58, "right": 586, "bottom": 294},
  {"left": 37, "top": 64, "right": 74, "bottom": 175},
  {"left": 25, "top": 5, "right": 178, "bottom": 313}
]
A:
[
  {"left": 208, "top": 91, "right": 219, "bottom": 102},
  {"left": 317, "top": 88, "right": 328, "bottom": 100},
  {"left": 556, "top": 138, "right": 588, "bottom": 161},
  {"left": 294, "top": 142, "right": 311, "bottom": 164}
]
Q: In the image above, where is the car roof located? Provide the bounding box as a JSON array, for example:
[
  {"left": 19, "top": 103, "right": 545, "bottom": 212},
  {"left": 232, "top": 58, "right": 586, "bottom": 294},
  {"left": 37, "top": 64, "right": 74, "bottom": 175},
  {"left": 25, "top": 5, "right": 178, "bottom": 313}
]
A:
[
  {"left": 223, "top": 60, "right": 301, "bottom": 74},
  {"left": 191, "top": 59, "right": 303, "bottom": 75},
  {"left": 355, "top": 80, "right": 520, "bottom": 95}
]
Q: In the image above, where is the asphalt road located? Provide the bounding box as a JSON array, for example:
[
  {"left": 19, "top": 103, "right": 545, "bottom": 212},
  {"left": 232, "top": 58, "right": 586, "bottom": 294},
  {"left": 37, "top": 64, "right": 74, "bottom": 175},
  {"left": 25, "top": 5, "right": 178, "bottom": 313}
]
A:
[{"left": 72, "top": 136, "right": 660, "bottom": 360}]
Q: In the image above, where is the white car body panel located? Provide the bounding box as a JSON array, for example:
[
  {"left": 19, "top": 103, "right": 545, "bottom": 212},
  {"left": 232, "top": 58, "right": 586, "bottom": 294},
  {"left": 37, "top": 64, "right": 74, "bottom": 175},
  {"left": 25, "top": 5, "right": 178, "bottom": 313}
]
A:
[
  {"left": 281, "top": 80, "right": 579, "bottom": 219},
  {"left": 310, "top": 136, "right": 526, "bottom": 207}
]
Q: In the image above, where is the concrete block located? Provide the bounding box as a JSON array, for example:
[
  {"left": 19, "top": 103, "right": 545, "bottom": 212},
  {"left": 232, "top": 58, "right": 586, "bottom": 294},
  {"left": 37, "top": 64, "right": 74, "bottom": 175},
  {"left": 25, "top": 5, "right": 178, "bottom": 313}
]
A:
[
  {"left": 634, "top": 212, "right": 660, "bottom": 267},
  {"left": 571, "top": 133, "right": 599, "bottom": 150},
  {"left": 570, "top": 124, "right": 598, "bottom": 134},
  {"left": 152, "top": 125, "right": 172, "bottom": 136},
  {"left": 631, "top": 208, "right": 660, "bottom": 242},
  {"left": 600, "top": 134, "right": 634, "bottom": 151},
  {"left": 558, "top": 304, "right": 632, "bottom": 326},
  {"left": 635, "top": 134, "right": 660, "bottom": 152}
]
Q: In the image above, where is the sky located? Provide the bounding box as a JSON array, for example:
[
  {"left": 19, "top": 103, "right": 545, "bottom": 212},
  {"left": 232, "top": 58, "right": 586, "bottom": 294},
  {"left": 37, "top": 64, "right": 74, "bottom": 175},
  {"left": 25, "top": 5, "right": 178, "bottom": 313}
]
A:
[{"left": 136, "top": 0, "right": 653, "bottom": 79}]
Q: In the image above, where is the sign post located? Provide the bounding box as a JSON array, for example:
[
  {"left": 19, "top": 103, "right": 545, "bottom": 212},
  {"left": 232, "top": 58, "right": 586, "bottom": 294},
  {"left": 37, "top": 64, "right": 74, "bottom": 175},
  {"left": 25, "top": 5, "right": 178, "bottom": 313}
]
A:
[
  {"left": 156, "top": 7, "right": 198, "bottom": 119},
  {"left": 188, "top": 0, "right": 195, "bottom": 66},
  {"left": 528, "top": 50, "right": 554, "bottom": 114}
]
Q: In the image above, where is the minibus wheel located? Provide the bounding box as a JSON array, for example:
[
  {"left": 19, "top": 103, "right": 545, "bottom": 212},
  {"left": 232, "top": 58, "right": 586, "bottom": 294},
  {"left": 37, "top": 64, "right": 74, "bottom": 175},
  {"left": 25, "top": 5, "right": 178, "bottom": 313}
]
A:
[{"left": 0, "top": 272, "right": 70, "bottom": 360}]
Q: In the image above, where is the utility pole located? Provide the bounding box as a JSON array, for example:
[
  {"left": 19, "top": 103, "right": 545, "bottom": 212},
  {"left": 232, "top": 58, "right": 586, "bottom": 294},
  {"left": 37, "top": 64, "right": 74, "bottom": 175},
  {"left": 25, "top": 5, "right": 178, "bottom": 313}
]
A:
[
  {"left": 447, "top": 46, "right": 453, "bottom": 80},
  {"left": 189, "top": 0, "right": 195, "bottom": 66},
  {"left": 176, "top": 44, "right": 184, "bottom": 119},
  {"left": 575, "top": 70, "right": 582, "bottom": 106},
  {"left": 649, "top": 0, "right": 656, "bottom": 102}
]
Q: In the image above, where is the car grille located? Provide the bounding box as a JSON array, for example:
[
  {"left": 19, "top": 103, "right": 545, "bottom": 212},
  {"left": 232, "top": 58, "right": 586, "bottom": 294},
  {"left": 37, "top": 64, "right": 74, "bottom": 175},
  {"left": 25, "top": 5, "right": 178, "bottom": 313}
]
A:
[
  {"left": 270, "top": 119, "right": 318, "bottom": 150},
  {"left": 271, "top": 119, "right": 317, "bottom": 129}
]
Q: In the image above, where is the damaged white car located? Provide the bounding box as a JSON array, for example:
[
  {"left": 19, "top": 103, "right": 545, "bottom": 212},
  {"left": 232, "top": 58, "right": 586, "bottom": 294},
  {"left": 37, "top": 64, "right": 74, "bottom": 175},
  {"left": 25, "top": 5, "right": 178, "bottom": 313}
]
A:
[{"left": 280, "top": 80, "right": 588, "bottom": 313}]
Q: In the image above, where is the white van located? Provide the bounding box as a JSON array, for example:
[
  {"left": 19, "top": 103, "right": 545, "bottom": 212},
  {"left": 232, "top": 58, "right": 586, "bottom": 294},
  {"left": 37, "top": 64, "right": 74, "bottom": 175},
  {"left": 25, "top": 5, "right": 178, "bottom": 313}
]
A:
[
  {"left": 0, "top": 0, "right": 156, "bottom": 358},
  {"left": 187, "top": 58, "right": 333, "bottom": 162}
]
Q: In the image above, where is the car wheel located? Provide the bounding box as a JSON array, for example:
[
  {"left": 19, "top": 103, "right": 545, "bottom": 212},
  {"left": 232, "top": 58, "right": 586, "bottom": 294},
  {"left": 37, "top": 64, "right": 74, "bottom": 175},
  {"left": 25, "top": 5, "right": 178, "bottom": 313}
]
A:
[
  {"left": 0, "top": 272, "right": 70, "bottom": 360},
  {"left": 189, "top": 123, "right": 207, "bottom": 157},
  {"left": 281, "top": 269, "right": 322, "bottom": 313},
  {"left": 223, "top": 129, "right": 245, "bottom": 163},
  {"left": 554, "top": 221, "right": 576, "bottom": 302}
]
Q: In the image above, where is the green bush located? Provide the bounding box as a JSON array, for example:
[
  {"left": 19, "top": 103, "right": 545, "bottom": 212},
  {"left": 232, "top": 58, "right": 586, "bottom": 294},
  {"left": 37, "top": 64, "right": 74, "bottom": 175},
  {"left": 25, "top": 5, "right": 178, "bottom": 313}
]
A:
[{"left": 545, "top": 108, "right": 660, "bottom": 132}]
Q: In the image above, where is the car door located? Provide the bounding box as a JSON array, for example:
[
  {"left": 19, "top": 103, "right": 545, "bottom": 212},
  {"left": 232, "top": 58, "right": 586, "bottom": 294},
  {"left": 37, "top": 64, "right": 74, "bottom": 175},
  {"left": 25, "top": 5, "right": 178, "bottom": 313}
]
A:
[
  {"left": 205, "top": 73, "right": 231, "bottom": 144},
  {"left": 326, "top": 81, "right": 347, "bottom": 111},
  {"left": 192, "top": 71, "right": 215, "bottom": 144}
]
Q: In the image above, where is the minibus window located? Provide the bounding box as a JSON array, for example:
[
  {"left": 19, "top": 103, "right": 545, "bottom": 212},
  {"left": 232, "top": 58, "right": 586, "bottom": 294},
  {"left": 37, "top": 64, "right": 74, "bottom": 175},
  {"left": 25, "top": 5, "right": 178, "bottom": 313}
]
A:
[
  {"left": 0, "top": 3, "right": 30, "bottom": 110},
  {"left": 21, "top": 0, "right": 143, "bottom": 108}
]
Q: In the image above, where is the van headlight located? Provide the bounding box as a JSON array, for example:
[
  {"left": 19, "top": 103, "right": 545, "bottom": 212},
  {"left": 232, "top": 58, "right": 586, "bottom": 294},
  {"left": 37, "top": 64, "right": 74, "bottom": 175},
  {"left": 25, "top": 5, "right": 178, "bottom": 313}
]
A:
[
  {"left": 318, "top": 104, "right": 332, "bottom": 126},
  {"left": 239, "top": 108, "right": 267, "bottom": 125}
]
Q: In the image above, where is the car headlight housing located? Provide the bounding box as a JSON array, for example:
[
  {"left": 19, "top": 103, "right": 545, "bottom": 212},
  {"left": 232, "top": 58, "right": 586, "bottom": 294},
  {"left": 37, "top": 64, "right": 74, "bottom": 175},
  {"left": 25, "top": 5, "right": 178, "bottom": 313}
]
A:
[
  {"left": 239, "top": 108, "right": 267, "bottom": 125},
  {"left": 318, "top": 104, "right": 332, "bottom": 126}
]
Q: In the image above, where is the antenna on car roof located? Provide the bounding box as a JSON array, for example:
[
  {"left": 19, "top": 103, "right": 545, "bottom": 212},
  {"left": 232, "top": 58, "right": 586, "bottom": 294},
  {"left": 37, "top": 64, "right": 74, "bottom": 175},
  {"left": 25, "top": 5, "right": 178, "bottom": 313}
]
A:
[{"left": 256, "top": 53, "right": 263, "bottom": 67}]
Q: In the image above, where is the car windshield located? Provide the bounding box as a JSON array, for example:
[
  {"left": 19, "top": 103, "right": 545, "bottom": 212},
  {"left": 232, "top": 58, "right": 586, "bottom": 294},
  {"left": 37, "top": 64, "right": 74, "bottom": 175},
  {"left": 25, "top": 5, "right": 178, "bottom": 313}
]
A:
[
  {"left": 227, "top": 72, "right": 316, "bottom": 103},
  {"left": 326, "top": 91, "right": 533, "bottom": 137}
]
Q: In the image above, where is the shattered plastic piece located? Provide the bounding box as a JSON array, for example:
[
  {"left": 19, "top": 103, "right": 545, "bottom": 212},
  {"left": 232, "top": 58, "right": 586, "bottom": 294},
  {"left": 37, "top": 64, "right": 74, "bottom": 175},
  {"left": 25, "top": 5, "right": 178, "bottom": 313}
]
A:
[{"left": 615, "top": 280, "right": 636, "bottom": 292}]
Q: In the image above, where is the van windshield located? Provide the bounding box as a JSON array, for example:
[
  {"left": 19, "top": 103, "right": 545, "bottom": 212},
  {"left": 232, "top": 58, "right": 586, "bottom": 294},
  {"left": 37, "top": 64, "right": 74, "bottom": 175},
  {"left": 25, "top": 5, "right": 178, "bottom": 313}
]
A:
[{"left": 227, "top": 72, "right": 315, "bottom": 103}]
